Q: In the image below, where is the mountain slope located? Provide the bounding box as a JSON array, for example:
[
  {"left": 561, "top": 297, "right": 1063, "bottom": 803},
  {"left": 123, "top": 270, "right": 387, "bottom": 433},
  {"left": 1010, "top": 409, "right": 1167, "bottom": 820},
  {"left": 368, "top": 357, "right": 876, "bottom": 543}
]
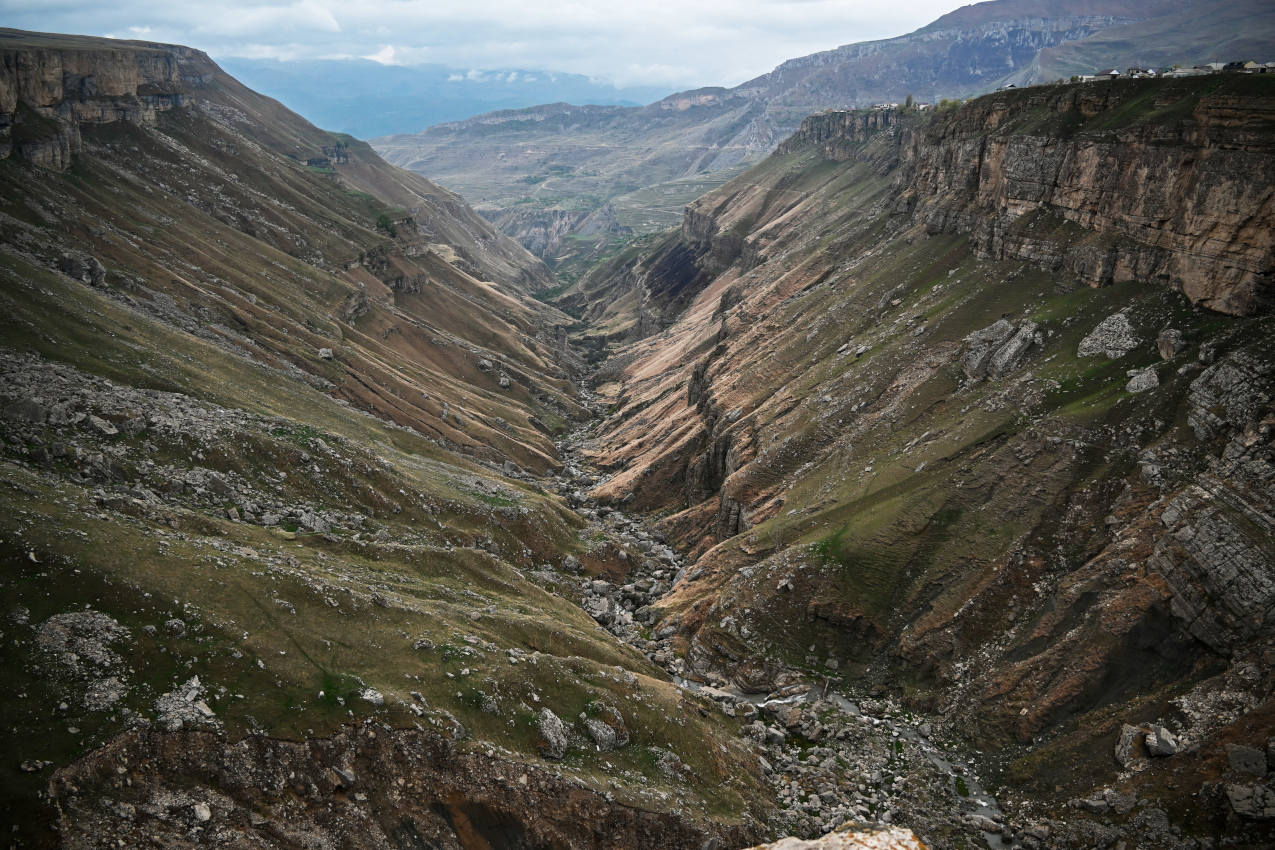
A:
[
  {"left": 372, "top": 0, "right": 1274, "bottom": 257},
  {"left": 572, "top": 74, "right": 1275, "bottom": 845},
  {"left": 0, "top": 29, "right": 774, "bottom": 847}
]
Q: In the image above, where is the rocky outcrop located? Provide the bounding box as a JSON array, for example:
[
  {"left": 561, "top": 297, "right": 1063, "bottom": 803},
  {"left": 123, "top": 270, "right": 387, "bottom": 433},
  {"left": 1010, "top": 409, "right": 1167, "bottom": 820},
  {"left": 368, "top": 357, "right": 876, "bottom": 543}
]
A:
[
  {"left": 0, "top": 33, "right": 215, "bottom": 169},
  {"left": 745, "top": 824, "right": 926, "bottom": 850},
  {"left": 776, "top": 108, "right": 900, "bottom": 161},
  {"left": 1153, "top": 357, "right": 1275, "bottom": 652},
  {"left": 51, "top": 723, "right": 759, "bottom": 849},
  {"left": 961, "top": 318, "right": 1040, "bottom": 380},
  {"left": 893, "top": 78, "right": 1275, "bottom": 315}
]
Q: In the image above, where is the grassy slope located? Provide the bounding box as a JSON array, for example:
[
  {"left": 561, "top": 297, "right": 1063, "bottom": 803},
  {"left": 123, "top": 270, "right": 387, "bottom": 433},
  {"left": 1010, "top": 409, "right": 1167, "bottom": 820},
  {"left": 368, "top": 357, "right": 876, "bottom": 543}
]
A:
[{"left": 0, "top": 36, "right": 768, "bottom": 843}]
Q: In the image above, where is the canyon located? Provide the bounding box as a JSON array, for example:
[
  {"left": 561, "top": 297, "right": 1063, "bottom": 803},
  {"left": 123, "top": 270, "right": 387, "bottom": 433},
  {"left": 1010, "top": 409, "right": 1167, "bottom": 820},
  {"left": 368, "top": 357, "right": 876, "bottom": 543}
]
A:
[{"left": 1, "top": 21, "right": 1274, "bottom": 850}]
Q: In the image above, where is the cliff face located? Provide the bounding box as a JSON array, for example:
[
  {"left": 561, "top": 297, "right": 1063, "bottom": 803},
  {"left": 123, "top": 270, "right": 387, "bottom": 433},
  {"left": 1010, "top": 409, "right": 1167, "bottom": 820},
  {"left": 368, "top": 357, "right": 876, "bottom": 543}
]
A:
[
  {"left": 580, "top": 74, "right": 1275, "bottom": 845},
  {"left": 0, "top": 30, "right": 215, "bottom": 168},
  {"left": 894, "top": 80, "right": 1275, "bottom": 315},
  {"left": 769, "top": 79, "right": 1275, "bottom": 316}
]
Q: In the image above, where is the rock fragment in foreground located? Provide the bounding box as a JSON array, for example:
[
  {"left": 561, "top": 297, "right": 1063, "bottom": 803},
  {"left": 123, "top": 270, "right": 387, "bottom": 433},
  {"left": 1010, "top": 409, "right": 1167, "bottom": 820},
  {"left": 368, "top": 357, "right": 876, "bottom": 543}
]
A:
[{"left": 745, "top": 824, "right": 926, "bottom": 849}]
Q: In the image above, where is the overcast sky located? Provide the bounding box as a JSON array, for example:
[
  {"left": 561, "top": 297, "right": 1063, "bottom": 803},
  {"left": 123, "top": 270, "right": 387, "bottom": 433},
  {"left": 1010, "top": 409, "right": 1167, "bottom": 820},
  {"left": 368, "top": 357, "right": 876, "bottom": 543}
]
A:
[{"left": 3, "top": 0, "right": 960, "bottom": 88}]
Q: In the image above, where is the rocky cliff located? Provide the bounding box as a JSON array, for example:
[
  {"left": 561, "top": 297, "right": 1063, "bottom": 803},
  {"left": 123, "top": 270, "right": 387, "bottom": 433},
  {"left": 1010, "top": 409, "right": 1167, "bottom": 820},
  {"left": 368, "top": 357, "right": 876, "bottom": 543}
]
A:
[
  {"left": 0, "top": 29, "right": 215, "bottom": 169},
  {"left": 893, "top": 78, "right": 1275, "bottom": 315},
  {"left": 575, "top": 72, "right": 1275, "bottom": 847}
]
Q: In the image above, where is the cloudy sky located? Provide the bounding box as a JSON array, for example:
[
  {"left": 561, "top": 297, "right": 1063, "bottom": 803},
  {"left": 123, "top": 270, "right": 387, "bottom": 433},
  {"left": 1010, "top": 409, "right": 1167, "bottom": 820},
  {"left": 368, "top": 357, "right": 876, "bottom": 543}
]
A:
[{"left": 4, "top": 0, "right": 960, "bottom": 88}]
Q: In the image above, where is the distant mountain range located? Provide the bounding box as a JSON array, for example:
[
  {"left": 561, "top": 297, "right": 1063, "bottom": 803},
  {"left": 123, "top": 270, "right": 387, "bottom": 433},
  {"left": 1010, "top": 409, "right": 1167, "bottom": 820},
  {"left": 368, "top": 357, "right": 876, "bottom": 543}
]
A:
[
  {"left": 370, "top": 0, "right": 1275, "bottom": 259},
  {"left": 218, "top": 58, "right": 673, "bottom": 139}
]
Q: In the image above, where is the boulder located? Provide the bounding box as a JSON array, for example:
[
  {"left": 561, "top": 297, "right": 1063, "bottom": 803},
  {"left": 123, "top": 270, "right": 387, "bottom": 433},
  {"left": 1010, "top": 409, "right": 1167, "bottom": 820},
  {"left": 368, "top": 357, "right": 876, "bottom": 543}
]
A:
[
  {"left": 1157, "top": 328, "right": 1186, "bottom": 359},
  {"left": 537, "top": 708, "right": 568, "bottom": 759},
  {"left": 1228, "top": 743, "right": 1267, "bottom": 777},
  {"left": 87, "top": 415, "right": 118, "bottom": 436},
  {"left": 1114, "top": 724, "right": 1150, "bottom": 770},
  {"left": 581, "top": 717, "right": 619, "bottom": 751},
  {"left": 962, "top": 319, "right": 1039, "bottom": 380},
  {"left": 1146, "top": 725, "right": 1179, "bottom": 757},
  {"left": 58, "top": 252, "right": 106, "bottom": 287},
  {"left": 1078, "top": 312, "right": 1139, "bottom": 359},
  {"left": 1125, "top": 367, "right": 1159, "bottom": 393},
  {"left": 1226, "top": 783, "right": 1275, "bottom": 819},
  {"left": 3, "top": 399, "right": 47, "bottom": 423}
]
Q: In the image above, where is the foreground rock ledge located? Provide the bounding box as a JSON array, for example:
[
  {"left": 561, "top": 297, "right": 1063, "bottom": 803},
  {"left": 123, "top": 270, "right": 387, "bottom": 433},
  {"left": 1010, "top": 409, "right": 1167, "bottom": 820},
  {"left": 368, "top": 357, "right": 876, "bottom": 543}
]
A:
[{"left": 748, "top": 824, "right": 927, "bottom": 850}]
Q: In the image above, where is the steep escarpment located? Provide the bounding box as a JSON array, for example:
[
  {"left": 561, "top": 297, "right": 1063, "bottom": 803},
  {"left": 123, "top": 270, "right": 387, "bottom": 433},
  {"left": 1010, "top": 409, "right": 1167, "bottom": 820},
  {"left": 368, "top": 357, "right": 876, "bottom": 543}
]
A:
[
  {"left": 0, "top": 29, "right": 209, "bottom": 169},
  {"left": 895, "top": 77, "right": 1275, "bottom": 315},
  {"left": 578, "top": 73, "right": 1275, "bottom": 846}
]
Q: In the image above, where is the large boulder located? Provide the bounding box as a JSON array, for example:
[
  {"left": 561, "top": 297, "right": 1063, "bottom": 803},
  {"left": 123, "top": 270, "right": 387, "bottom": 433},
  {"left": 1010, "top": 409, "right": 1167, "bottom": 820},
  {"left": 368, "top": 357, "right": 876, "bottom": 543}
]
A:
[
  {"left": 1078, "top": 311, "right": 1139, "bottom": 359},
  {"left": 537, "top": 708, "right": 568, "bottom": 759},
  {"left": 961, "top": 319, "right": 1039, "bottom": 380},
  {"left": 743, "top": 824, "right": 926, "bottom": 849}
]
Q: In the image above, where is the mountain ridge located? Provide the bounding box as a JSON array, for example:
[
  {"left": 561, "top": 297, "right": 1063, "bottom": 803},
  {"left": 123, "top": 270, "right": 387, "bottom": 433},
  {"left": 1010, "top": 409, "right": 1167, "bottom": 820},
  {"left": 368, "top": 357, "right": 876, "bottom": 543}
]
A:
[{"left": 373, "top": 0, "right": 1275, "bottom": 264}]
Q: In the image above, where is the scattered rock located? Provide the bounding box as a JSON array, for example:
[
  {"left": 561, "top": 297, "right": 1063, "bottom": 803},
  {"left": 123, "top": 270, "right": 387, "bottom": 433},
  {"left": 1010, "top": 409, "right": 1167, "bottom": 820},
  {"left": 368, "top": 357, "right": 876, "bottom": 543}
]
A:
[
  {"left": 36, "top": 610, "right": 131, "bottom": 710},
  {"left": 359, "top": 688, "right": 385, "bottom": 707},
  {"left": 191, "top": 802, "right": 211, "bottom": 823},
  {"left": 317, "top": 347, "right": 334, "bottom": 360},
  {"left": 155, "top": 676, "right": 220, "bottom": 732}
]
